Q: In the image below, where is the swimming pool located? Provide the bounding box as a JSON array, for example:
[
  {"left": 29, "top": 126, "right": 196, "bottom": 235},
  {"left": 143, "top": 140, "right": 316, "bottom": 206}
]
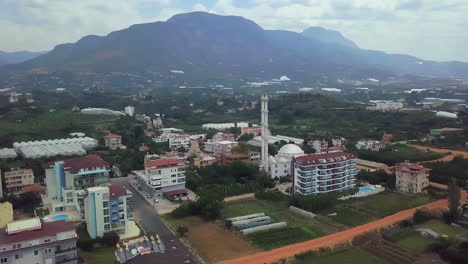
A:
[
  {"left": 359, "top": 187, "right": 374, "bottom": 193},
  {"left": 52, "top": 214, "right": 69, "bottom": 221}
]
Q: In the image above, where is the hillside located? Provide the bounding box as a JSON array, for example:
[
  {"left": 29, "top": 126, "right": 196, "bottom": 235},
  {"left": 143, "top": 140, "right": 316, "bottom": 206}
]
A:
[
  {"left": 4, "top": 12, "right": 468, "bottom": 80},
  {"left": 0, "top": 50, "right": 45, "bottom": 66}
]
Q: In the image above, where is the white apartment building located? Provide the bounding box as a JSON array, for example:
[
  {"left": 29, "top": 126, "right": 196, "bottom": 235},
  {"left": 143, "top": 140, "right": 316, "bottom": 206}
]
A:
[
  {"left": 368, "top": 100, "right": 404, "bottom": 111},
  {"left": 124, "top": 106, "right": 135, "bottom": 116},
  {"left": 204, "top": 140, "right": 238, "bottom": 154},
  {"left": 269, "top": 144, "right": 304, "bottom": 179},
  {"left": 293, "top": 151, "right": 357, "bottom": 195},
  {"left": 4, "top": 168, "right": 34, "bottom": 194},
  {"left": 168, "top": 136, "right": 190, "bottom": 150},
  {"left": 310, "top": 140, "right": 329, "bottom": 154},
  {"left": 135, "top": 158, "right": 186, "bottom": 197},
  {"left": 84, "top": 185, "right": 132, "bottom": 239},
  {"left": 0, "top": 218, "right": 78, "bottom": 264},
  {"left": 332, "top": 137, "right": 347, "bottom": 149},
  {"left": 355, "top": 140, "right": 383, "bottom": 151}
]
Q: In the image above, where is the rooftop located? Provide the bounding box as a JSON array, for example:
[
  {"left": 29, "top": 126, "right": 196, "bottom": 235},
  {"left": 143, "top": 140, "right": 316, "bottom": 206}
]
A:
[
  {"left": 109, "top": 184, "right": 130, "bottom": 199},
  {"left": 295, "top": 151, "right": 356, "bottom": 165},
  {"left": 0, "top": 220, "right": 76, "bottom": 245},
  {"left": 144, "top": 158, "right": 181, "bottom": 168},
  {"left": 104, "top": 134, "right": 122, "bottom": 138},
  {"left": 44, "top": 154, "right": 110, "bottom": 174},
  {"left": 7, "top": 217, "right": 41, "bottom": 234},
  {"left": 396, "top": 162, "right": 431, "bottom": 172}
]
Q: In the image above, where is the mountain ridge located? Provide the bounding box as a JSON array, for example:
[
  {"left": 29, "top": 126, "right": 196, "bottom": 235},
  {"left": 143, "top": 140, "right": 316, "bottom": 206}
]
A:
[{"left": 3, "top": 11, "right": 468, "bottom": 80}]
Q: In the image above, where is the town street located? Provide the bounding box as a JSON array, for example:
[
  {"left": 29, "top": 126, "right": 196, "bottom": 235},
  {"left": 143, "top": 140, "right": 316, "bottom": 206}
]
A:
[{"left": 111, "top": 177, "right": 198, "bottom": 264}]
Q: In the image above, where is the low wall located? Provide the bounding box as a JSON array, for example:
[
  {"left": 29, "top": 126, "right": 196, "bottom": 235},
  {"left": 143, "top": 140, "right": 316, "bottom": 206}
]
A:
[
  {"left": 241, "top": 222, "right": 288, "bottom": 235},
  {"left": 288, "top": 206, "right": 316, "bottom": 219}
]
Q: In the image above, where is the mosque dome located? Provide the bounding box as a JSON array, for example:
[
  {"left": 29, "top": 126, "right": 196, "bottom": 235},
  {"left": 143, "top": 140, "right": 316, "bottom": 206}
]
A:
[{"left": 278, "top": 144, "right": 304, "bottom": 156}]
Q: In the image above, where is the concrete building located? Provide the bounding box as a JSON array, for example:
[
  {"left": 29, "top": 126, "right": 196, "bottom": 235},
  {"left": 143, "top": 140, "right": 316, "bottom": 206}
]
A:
[
  {"left": 153, "top": 114, "right": 163, "bottom": 128},
  {"left": 104, "top": 134, "right": 123, "bottom": 150},
  {"left": 4, "top": 169, "right": 35, "bottom": 194},
  {"left": 84, "top": 185, "right": 133, "bottom": 239},
  {"left": 356, "top": 159, "right": 388, "bottom": 172},
  {"left": 0, "top": 202, "right": 13, "bottom": 229},
  {"left": 269, "top": 144, "right": 304, "bottom": 179},
  {"left": 43, "top": 155, "right": 111, "bottom": 214},
  {"left": 310, "top": 140, "right": 329, "bottom": 154},
  {"left": 241, "top": 126, "right": 262, "bottom": 136},
  {"left": 135, "top": 158, "right": 186, "bottom": 197},
  {"left": 368, "top": 100, "right": 403, "bottom": 111},
  {"left": 168, "top": 136, "right": 190, "bottom": 150},
  {"left": 219, "top": 153, "right": 250, "bottom": 165},
  {"left": 331, "top": 137, "right": 347, "bottom": 149},
  {"left": 0, "top": 218, "right": 78, "bottom": 264},
  {"left": 293, "top": 151, "right": 357, "bottom": 195},
  {"left": 395, "top": 161, "right": 430, "bottom": 193},
  {"left": 124, "top": 106, "right": 135, "bottom": 116},
  {"left": 193, "top": 155, "right": 216, "bottom": 167},
  {"left": 355, "top": 140, "right": 383, "bottom": 151},
  {"left": 204, "top": 140, "right": 238, "bottom": 154}
]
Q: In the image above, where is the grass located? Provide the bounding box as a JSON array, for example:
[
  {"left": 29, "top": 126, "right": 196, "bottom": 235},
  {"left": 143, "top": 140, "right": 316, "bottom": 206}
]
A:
[
  {"left": 35, "top": 208, "right": 49, "bottom": 218},
  {"left": 395, "top": 233, "right": 434, "bottom": 253},
  {"left": 80, "top": 247, "right": 116, "bottom": 264},
  {"left": 416, "top": 219, "right": 468, "bottom": 239},
  {"left": 323, "top": 191, "right": 431, "bottom": 227},
  {"left": 247, "top": 227, "right": 316, "bottom": 250},
  {"left": 357, "top": 144, "right": 446, "bottom": 165},
  {"left": 295, "top": 248, "right": 387, "bottom": 264}
]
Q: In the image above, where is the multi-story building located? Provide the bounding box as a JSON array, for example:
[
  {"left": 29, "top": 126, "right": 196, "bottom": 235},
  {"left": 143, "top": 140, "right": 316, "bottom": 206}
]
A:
[
  {"left": 168, "top": 136, "right": 190, "bottom": 150},
  {"left": 241, "top": 126, "right": 262, "bottom": 136},
  {"left": 368, "top": 100, "right": 404, "bottom": 111},
  {"left": 204, "top": 132, "right": 238, "bottom": 154},
  {"left": 269, "top": 144, "right": 304, "bottom": 179},
  {"left": 355, "top": 139, "right": 383, "bottom": 151},
  {"left": 84, "top": 185, "right": 133, "bottom": 239},
  {"left": 310, "top": 140, "right": 329, "bottom": 154},
  {"left": 193, "top": 155, "right": 216, "bottom": 167},
  {"left": 104, "top": 134, "right": 123, "bottom": 150},
  {"left": 395, "top": 161, "right": 430, "bottom": 193},
  {"left": 4, "top": 168, "right": 35, "bottom": 194},
  {"left": 293, "top": 151, "right": 357, "bottom": 195},
  {"left": 0, "top": 218, "right": 78, "bottom": 264},
  {"left": 135, "top": 158, "right": 186, "bottom": 197},
  {"left": 43, "top": 155, "right": 111, "bottom": 214},
  {"left": 124, "top": 106, "right": 135, "bottom": 116},
  {"left": 331, "top": 137, "right": 347, "bottom": 149}
]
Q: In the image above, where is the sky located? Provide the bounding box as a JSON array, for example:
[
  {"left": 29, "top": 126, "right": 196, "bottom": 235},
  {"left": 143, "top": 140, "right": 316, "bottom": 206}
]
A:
[{"left": 1, "top": 0, "right": 467, "bottom": 62}]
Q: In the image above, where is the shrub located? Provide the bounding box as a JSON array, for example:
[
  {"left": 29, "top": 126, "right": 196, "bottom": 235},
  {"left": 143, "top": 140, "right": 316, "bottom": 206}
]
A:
[
  {"left": 177, "top": 225, "right": 189, "bottom": 237},
  {"left": 100, "top": 232, "right": 120, "bottom": 247},
  {"left": 255, "top": 189, "right": 287, "bottom": 201},
  {"left": 413, "top": 209, "right": 434, "bottom": 224}
]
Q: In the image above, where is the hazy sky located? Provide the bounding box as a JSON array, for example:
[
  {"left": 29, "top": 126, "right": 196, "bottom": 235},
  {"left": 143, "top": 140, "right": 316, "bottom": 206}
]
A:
[{"left": 1, "top": 0, "right": 467, "bottom": 62}]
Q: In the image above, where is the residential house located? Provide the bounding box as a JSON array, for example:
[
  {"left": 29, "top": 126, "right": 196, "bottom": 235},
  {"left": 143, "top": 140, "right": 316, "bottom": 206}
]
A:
[
  {"left": 395, "top": 161, "right": 430, "bottom": 193},
  {"left": 4, "top": 169, "right": 35, "bottom": 194}
]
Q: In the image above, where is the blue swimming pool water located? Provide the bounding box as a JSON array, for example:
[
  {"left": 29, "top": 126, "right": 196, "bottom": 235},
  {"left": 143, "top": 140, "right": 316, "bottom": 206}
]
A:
[
  {"left": 52, "top": 215, "right": 69, "bottom": 221},
  {"left": 359, "top": 187, "right": 373, "bottom": 193}
]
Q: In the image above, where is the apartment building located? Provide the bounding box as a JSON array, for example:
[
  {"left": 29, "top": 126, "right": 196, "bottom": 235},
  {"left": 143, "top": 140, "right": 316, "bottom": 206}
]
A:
[
  {"left": 0, "top": 218, "right": 78, "bottom": 264},
  {"left": 135, "top": 158, "right": 186, "bottom": 197},
  {"left": 395, "top": 161, "right": 430, "bottom": 193},
  {"left": 4, "top": 169, "right": 34, "bottom": 194},
  {"left": 43, "top": 155, "right": 111, "bottom": 214},
  {"left": 104, "top": 134, "right": 123, "bottom": 150},
  {"left": 355, "top": 139, "right": 383, "bottom": 151},
  {"left": 168, "top": 136, "right": 190, "bottom": 150},
  {"left": 293, "top": 151, "right": 358, "bottom": 195},
  {"left": 193, "top": 155, "right": 216, "bottom": 167},
  {"left": 84, "top": 185, "right": 133, "bottom": 239},
  {"left": 310, "top": 140, "right": 329, "bottom": 154}
]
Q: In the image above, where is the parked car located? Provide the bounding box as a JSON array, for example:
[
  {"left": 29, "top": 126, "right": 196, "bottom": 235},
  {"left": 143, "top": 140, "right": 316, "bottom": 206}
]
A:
[{"left": 138, "top": 186, "right": 143, "bottom": 191}]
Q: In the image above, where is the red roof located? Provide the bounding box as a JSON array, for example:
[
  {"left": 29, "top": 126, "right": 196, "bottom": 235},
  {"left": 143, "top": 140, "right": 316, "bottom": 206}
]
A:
[
  {"left": 108, "top": 184, "right": 128, "bottom": 199},
  {"left": 295, "top": 151, "right": 356, "bottom": 165},
  {"left": 144, "top": 158, "right": 181, "bottom": 168},
  {"left": 21, "top": 184, "right": 44, "bottom": 193},
  {"left": 0, "top": 220, "right": 76, "bottom": 245},
  {"left": 44, "top": 154, "right": 110, "bottom": 174},
  {"left": 395, "top": 162, "right": 431, "bottom": 172},
  {"left": 104, "top": 134, "right": 122, "bottom": 138},
  {"left": 164, "top": 189, "right": 187, "bottom": 196}
]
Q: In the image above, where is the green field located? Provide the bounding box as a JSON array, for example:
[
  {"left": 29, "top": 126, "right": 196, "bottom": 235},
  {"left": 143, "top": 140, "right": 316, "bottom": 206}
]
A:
[
  {"left": 221, "top": 199, "right": 343, "bottom": 249},
  {"left": 357, "top": 144, "right": 446, "bottom": 165},
  {"left": 81, "top": 247, "right": 116, "bottom": 264},
  {"left": 416, "top": 219, "right": 468, "bottom": 239},
  {"left": 323, "top": 191, "right": 431, "bottom": 227},
  {"left": 395, "top": 233, "right": 434, "bottom": 253},
  {"left": 0, "top": 110, "right": 119, "bottom": 146},
  {"left": 295, "top": 248, "right": 387, "bottom": 264}
]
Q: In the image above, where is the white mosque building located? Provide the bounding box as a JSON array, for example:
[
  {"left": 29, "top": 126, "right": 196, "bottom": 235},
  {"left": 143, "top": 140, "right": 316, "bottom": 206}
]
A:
[{"left": 269, "top": 144, "right": 304, "bottom": 179}]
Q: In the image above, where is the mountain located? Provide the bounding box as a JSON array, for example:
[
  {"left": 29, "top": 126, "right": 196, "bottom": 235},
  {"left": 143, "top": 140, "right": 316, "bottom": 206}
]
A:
[
  {"left": 0, "top": 50, "right": 46, "bottom": 66},
  {"left": 4, "top": 12, "right": 468, "bottom": 80},
  {"left": 301, "top": 27, "right": 358, "bottom": 49}
]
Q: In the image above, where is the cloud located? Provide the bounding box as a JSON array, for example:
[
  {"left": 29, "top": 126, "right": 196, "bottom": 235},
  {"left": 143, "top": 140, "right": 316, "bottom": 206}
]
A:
[{"left": 0, "top": 0, "right": 467, "bottom": 62}]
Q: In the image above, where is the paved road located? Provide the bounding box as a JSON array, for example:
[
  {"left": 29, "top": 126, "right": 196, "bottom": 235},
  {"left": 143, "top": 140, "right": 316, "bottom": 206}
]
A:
[{"left": 111, "top": 177, "right": 198, "bottom": 264}]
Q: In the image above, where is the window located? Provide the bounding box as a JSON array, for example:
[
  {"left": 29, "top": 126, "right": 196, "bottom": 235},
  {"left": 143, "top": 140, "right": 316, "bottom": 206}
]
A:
[
  {"left": 12, "top": 244, "right": 21, "bottom": 249},
  {"left": 103, "top": 201, "right": 109, "bottom": 208},
  {"left": 104, "top": 224, "right": 110, "bottom": 231},
  {"left": 172, "top": 180, "right": 176, "bottom": 183},
  {"left": 104, "top": 209, "right": 109, "bottom": 215},
  {"left": 44, "top": 248, "right": 52, "bottom": 254},
  {"left": 14, "top": 254, "right": 22, "bottom": 260},
  {"left": 34, "top": 250, "right": 38, "bottom": 255},
  {"left": 44, "top": 239, "right": 51, "bottom": 243},
  {"left": 0, "top": 257, "right": 7, "bottom": 263},
  {"left": 104, "top": 216, "right": 110, "bottom": 223}
]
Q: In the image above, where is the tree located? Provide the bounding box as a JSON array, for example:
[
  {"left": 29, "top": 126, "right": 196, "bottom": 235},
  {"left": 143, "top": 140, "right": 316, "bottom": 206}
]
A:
[
  {"left": 177, "top": 146, "right": 187, "bottom": 153},
  {"left": 448, "top": 177, "right": 461, "bottom": 220},
  {"left": 177, "top": 225, "right": 189, "bottom": 237},
  {"left": 238, "top": 133, "right": 254, "bottom": 142}
]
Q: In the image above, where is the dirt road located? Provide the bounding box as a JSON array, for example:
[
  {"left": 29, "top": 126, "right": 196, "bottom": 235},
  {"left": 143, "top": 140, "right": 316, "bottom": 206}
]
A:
[
  {"left": 409, "top": 144, "right": 468, "bottom": 162},
  {"left": 217, "top": 199, "right": 450, "bottom": 264}
]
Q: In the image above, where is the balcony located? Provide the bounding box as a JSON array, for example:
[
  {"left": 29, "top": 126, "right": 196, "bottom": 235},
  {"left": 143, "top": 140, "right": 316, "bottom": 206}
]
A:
[{"left": 55, "top": 247, "right": 77, "bottom": 255}]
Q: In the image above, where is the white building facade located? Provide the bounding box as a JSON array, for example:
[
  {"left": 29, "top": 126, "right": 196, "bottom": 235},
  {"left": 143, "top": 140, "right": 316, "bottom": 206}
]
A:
[
  {"left": 135, "top": 158, "right": 186, "bottom": 197},
  {"left": 269, "top": 144, "right": 304, "bottom": 179}
]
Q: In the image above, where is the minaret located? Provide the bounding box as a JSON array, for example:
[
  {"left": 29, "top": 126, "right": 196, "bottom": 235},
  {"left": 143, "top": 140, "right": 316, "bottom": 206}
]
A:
[{"left": 261, "top": 95, "right": 269, "bottom": 171}]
